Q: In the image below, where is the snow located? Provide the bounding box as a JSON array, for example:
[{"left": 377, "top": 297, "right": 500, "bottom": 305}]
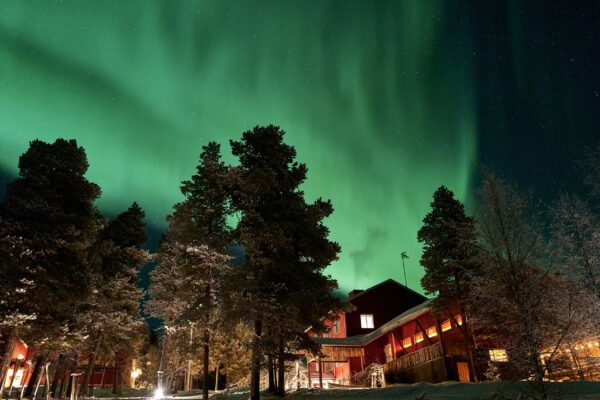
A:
[{"left": 207, "top": 381, "right": 600, "bottom": 399}]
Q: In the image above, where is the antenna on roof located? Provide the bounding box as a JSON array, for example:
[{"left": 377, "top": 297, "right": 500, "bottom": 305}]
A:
[{"left": 401, "top": 251, "right": 409, "bottom": 287}]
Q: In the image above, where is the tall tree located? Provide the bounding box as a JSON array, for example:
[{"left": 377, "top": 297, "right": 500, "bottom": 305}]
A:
[
  {"left": 551, "top": 195, "right": 600, "bottom": 300},
  {"left": 470, "top": 171, "right": 589, "bottom": 395},
  {"left": 228, "top": 125, "right": 342, "bottom": 399},
  {"left": 168, "top": 142, "right": 231, "bottom": 400},
  {"left": 0, "top": 139, "right": 100, "bottom": 393},
  {"left": 417, "top": 186, "right": 479, "bottom": 381},
  {"left": 78, "top": 203, "right": 150, "bottom": 396}
]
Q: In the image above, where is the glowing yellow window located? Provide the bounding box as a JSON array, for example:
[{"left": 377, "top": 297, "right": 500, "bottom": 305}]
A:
[
  {"left": 402, "top": 337, "right": 412, "bottom": 348},
  {"left": 415, "top": 332, "right": 424, "bottom": 343},
  {"left": 489, "top": 349, "right": 508, "bottom": 362},
  {"left": 441, "top": 319, "right": 452, "bottom": 332},
  {"left": 426, "top": 326, "right": 437, "bottom": 338},
  {"left": 455, "top": 315, "right": 463, "bottom": 326}
]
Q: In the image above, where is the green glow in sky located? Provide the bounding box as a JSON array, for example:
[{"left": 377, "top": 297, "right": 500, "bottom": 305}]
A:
[{"left": 0, "top": 1, "right": 477, "bottom": 293}]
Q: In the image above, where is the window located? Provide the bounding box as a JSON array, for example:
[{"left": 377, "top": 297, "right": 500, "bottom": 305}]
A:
[
  {"left": 402, "top": 337, "right": 412, "bottom": 348},
  {"left": 415, "top": 332, "right": 424, "bottom": 344},
  {"left": 360, "top": 314, "right": 374, "bottom": 329},
  {"left": 455, "top": 315, "right": 463, "bottom": 326},
  {"left": 441, "top": 319, "right": 452, "bottom": 332},
  {"left": 426, "top": 326, "right": 438, "bottom": 338},
  {"left": 489, "top": 349, "right": 508, "bottom": 362},
  {"left": 333, "top": 318, "right": 341, "bottom": 334}
]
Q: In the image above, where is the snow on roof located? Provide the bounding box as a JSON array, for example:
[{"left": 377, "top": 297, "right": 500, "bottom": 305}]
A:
[{"left": 315, "top": 299, "right": 433, "bottom": 348}]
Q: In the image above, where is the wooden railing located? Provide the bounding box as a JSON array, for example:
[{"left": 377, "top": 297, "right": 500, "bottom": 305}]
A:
[{"left": 384, "top": 342, "right": 443, "bottom": 373}]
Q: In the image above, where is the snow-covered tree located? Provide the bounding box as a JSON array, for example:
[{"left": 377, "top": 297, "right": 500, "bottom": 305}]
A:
[
  {"left": 146, "top": 243, "right": 231, "bottom": 392},
  {"left": 470, "top": 171, "right": 591, "bottom": 394},
  {"left": 551, "top": 194, "right": 600, "bottom": 300},
  {"left": 78, "top": 203, "right": 150, "bottom": 395}
]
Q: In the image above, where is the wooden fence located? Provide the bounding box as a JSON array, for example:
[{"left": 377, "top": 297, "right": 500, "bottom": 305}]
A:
[{"left": 383, "top": 342, "right": 447, "bottom": 383}]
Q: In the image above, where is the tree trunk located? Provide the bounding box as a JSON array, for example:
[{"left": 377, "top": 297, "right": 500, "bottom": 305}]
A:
[
  {"left": 249, "top": 318, "right": 262, "bottom": 400},
  {"left": 24, "top": 353, "right": 46, "bottom": 398},
  {"left": 112, "top": 356, "right": 121, "bottom": 396},
  {"left": 202, "top": 279, "right": 211, "bottom": 400},
  {"left": 50, "top": 354, "right": 67, "bottom": 399},
  {"left": 276, "top": 337, "right": 285, "bottom": 397},
  {"left": 59, "top": 358, "right": 74, "bottom": 400},
  {"left": 80, "top": 335, "right": 102, "bottom": 397},
  {"left": 202, "top": 330, "right": 209, "bottom": 400},
  {"left": 267, "top": 356, "right": 275, "bottom": 392},
  {"left": 0, "top": 330, "right": 16, "bottom": 399},
  {"left": 214, "top": 365, "right": 219, "bottom": 391}
]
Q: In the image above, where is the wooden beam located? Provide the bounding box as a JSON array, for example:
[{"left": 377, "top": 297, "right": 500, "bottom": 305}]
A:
[
  {"left": 318, "top": 357, "right": 323, "bottom": 388},
  {"left": 415, "top": 319, "right": 434, "bottom": 345}
]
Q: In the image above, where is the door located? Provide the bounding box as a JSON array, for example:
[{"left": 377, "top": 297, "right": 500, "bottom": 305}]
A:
[{"left": 457, "top": 361, "right": 470, "bottom": 382}]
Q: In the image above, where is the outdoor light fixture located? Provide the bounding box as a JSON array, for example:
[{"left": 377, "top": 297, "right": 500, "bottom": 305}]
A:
[{"left": 153, "top": 388, "right": 164, "bottom": 400}]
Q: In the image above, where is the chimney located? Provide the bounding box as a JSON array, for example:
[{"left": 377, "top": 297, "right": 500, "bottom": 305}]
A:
[{"left": 348, "top": 289, "right": 363, "bottom": 300}]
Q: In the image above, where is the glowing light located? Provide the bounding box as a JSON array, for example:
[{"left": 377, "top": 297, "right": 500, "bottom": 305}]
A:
[{"left": 153, "top": 388, "right": 164, "bottom": 399}]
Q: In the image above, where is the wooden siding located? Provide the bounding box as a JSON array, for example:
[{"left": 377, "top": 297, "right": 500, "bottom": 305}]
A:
[
  {"left": 384, "top": 342, "right": 443, "bottom": 373},
  {"left": 318, "top": 346, "right": 364, "bottom": 362},
  {"left": 384, "top": 342, "right": 446, "bottom": 384}
]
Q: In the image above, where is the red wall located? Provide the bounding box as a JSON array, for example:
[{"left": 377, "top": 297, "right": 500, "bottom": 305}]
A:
[{"left": 345, "top": 281, "right": 427, "bottom": 337}]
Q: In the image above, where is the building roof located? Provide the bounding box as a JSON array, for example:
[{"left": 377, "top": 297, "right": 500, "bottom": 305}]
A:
[
  {"left": 315, "top": 299, "right": 433, "bottom": 348},
  {"left": 347, "top": 278, "right": 427, "bottom": 303}
]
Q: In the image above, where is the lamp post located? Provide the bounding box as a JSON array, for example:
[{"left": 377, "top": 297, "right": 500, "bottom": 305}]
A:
[{"left": 69, "top": 373, "right": 82, "bottom": 400}]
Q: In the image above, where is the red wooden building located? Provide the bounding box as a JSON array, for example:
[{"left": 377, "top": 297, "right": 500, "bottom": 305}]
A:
[{"left": 306, "top": 279, "right": 507, "bottom": 387}]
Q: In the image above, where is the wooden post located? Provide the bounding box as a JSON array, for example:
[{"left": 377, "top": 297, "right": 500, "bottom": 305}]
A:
[
  {"left": 307, "top": 360, "right": 311, "bottom": 388},
  {"left": 318, "top": 357, "right": 323, "bottom": 388},
  {"left": 390, "top": 333, "right": 397, "bottom": 360},
  {"left": 416, "top": 320, "right": 434, "bottom": 346},
  {"left": 435, "top": 318, "right": 449, "bottom": 381}
]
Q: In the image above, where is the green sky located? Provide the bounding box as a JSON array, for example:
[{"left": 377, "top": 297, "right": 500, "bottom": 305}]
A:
[{"left": 0, "top": 1, "right": 478, "bottom": 293}]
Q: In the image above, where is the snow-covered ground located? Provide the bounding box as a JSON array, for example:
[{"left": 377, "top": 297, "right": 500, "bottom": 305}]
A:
[{"left": 209, "top": 381, "right": 600, "bottom": 399}]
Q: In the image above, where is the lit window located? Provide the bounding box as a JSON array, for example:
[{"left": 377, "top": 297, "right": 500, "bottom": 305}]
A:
[
  {"left": 360, "top": 314, "right": 374, "bottom": 329},
  {"left": 402, "top": 337, "right": 412, "bottom": 348},
  {"left": 426, "top": 326, "right": 437, "bottom": 338},
  {"left": 441, "top": 319, "right": 451, "bottom": 332},
  {"left": 455, "top": 315, "right": 463, "bottom": 326},
  {"left": 333, "top": 318, "right": 341, "bottom": 334},
  {"left": 415, "top": 332, "right": 424, "bottom": 343},
  {"left": 489, "top": 349, "right": 508, "bottom": 362}
]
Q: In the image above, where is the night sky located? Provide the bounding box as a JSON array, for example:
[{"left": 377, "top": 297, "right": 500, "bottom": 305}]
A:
[{"left": 0, "top": 1, "right": 598, "bottom": 294}]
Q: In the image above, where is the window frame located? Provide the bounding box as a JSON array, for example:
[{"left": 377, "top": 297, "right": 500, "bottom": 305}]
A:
[
  {"left": 360, "top": 314, "right": 374, "bottom": 329},
  {"left": 441, "top": 319, "right": 452, "bottom": 332},
  {"left": 426, "top": 326, "right": 438, "bottom": 338}
]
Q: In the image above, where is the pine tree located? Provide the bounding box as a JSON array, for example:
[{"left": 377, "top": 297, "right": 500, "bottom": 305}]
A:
[
  {"left": 154, "top": 142, "right": 231, "bottom": 400},
  {"left": 228, "top": 125, "right": 342, "bottom": 399},
  {"left": 78, "top": 203, "right": 150, "bottom": 396},
  {"left": 0, "top": 139, "right": 100, "bottom": 392},
  {"left": 417, "top": 186, "right": 479, "bottom": 381}
]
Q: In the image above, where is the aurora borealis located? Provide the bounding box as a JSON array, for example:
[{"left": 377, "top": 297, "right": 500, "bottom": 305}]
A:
[{"left": 0, "top": 1, "right": 598, "bottom": 294}]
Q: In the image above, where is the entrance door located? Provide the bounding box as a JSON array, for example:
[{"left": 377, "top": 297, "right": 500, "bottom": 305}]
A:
[{"left": 456, "top": 362, "right": 470, "bottom": 382}]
